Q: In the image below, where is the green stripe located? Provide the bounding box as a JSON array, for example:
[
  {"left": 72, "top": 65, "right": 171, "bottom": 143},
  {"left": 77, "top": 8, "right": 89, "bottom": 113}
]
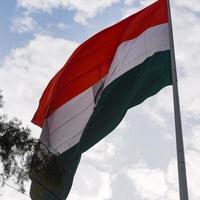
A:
[
  {"left": 30, "top": 50, "right": 172, "bottom": 200},
  {"left": 79, "top": 50, "right": 172, "bottom": 152},
  {"left": 30, "top": 145, "right": 81, "bottom": 200}
]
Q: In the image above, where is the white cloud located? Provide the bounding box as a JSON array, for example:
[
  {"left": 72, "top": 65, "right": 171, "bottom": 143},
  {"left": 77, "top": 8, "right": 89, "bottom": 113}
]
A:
[
  {"left": 85, "top": 141, "right": 116, "bottom": 164},
  {"left": 68, "top": 162, "right": 112, "bottom": 200},
  {"left": 126, "top": 159, "right": 179, "bottom": 200},
  {"left": 57, "top": 22, "right": 69, "bottom": 30},
  {"left": 46, "top": 22, "right": 70, "bottom": 31},
  {"left": 167, "top": 4, "right": 200, "bottom": 121},
  {"left": 188, "top": 126, "right": 200, "bottom": 152},
  {"left": 123, "top": 0, "right": 135, "bottom": 5},
  {"left": 124, "top": 0, "right": 155, "bottom": 6},
  {"left": 127, "top": 163, "right": 168, "bottom": 200},
  {"left": 11, "top": 12, "right": 36, "bottom": 33},
  {"left": 126, "top": 148, "right": 200, "bottom": 200},
  {"left": 0, "top": 35, "right": 78, "bottom": 137},
  {"left": 175, "top": 0, "right": 200, "bottom": 12},
  {"left": 186, "top": 150, "right": 200, "bottom": 199},
  {"left": 17, "top": 0, "right": 120, "bottom": 24},
  {"left": 122, "top": 0, "right": 155, "bottom": 18},
  {"left": 166, "top": 159, "right": 178, "bottom": 188},
  {"left": 141, "top": 99, "right": 169, "bottom": 129}
]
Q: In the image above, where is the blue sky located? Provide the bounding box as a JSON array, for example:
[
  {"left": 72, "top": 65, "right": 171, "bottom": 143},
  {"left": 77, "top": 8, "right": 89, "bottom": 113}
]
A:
[
  {"left": 0, "top": 0, "right": 200, "bottom": 200},
  {"left": 0, "top": 0, "right": 123, "bottom": 60}
]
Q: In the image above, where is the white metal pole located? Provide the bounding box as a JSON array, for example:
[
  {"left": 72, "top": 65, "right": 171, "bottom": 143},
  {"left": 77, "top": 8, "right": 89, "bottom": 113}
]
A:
[{"left": 166, "top": 0, "right": 189, "bottom": 200}]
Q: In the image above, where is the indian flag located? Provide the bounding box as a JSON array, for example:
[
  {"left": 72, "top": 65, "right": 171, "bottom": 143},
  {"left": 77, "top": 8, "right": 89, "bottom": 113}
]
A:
[{"left": 30, "top": 0, "right": 172, "bottom": 199}]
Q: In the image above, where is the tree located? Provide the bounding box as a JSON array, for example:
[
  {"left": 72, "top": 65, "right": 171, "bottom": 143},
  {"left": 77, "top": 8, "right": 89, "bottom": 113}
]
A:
[{"left": 0, "top": 92, "right": 63, "bottom": 194}]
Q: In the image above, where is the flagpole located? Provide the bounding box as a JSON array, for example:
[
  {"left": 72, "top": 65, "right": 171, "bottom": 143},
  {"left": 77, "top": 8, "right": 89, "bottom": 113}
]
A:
[{"left": 167, "top": 0, "right": 189, "bottom": 200}]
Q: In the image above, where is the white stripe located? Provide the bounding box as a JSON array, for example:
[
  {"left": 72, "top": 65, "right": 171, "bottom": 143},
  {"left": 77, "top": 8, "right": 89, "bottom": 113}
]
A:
[
  {"left": 50, "top": 103, "right": 93, "bottom": 153},
  {"left": 47, "top": 88, "right": 93, "bottom": 134},
  {"left": 104, "top": 23, "right": 170, "bottom": 88},
  {"left": 44, "top": 87, "right": 95, "bottom": 153},
  {"left": 40, "top": 23, "right": 169, "bottom": 154}
]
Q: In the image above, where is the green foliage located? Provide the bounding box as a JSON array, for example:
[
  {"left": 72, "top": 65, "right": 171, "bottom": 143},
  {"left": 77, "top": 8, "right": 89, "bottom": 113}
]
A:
[
  {"left": 0, "top": 92, "right": 64, "bottom": 193},
  {"left": 0, "top": 115, "right": 34, "bottom": 192}
]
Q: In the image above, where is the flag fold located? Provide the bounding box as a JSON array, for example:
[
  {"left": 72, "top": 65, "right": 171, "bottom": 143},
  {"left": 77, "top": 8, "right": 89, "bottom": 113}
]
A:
[{"left": 30, "top": 0, "right": 172, "bottom": 199}]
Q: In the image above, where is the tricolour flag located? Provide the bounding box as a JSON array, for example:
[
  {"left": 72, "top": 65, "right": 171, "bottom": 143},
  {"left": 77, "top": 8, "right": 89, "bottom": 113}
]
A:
[{"left": 30, "top": 0, "right": 172, "bottom": 199}]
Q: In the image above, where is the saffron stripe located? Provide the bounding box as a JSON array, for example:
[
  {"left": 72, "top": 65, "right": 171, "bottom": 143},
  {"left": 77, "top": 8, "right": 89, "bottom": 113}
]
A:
[{"left": 32, "top": 0, "right": 168, "bottom": 127}]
